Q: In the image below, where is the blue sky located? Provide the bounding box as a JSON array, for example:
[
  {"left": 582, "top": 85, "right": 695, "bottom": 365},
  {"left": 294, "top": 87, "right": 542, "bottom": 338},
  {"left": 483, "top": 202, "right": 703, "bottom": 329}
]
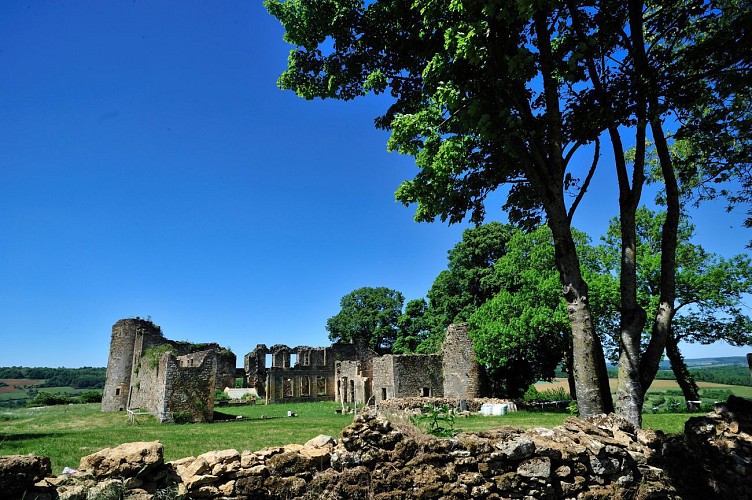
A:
[{"left": 1, "top": 2, "right": 749, "bottom": 368}]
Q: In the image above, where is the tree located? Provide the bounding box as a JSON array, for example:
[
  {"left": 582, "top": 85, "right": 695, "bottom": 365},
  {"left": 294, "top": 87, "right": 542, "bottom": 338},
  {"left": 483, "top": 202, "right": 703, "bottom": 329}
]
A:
[
  {"left": 416, "top": 222, "right": 515, "bottom": 352},
  {"left": 266, "top": 0, "right": 614, "bottom": 415},
  {"left": 468, "top": 226, "right": 569, "bottom": 397},
  {"left": 326, "top": 287, "right": 404, "bottom": 353},
  {"left": 600, "top": 207, "right": 752, "bottom": 403},
  {"left": 266, "top": 0, "right": 750, "bottom": 423},
  {"left": 393, "top": 298, "right": 431, "bottom": 354}
]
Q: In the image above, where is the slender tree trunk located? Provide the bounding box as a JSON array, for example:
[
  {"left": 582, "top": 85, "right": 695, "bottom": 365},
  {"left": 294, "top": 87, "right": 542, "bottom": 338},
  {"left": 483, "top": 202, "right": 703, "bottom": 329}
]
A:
[
  {"left": 610, "top": 118, "right": 647, "bottom": 427},
  {"left": 547, "top": 197, "right": 613, "bottom": 417},
  {"left": 639, "top": 117, "right": 680, "bottom": 393},
  {"left": 666, "top": 332, "right": 700, "bottom": 407}
]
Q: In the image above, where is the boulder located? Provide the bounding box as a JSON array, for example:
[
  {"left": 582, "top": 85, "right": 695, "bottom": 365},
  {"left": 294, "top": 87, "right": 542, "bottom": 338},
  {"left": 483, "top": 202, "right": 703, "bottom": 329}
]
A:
[
  {"left": 0, "top": 454, "right": 51, "bottom": 498},
  {"left": 78, "top": 441, "right": 163, "bottom": 478}
]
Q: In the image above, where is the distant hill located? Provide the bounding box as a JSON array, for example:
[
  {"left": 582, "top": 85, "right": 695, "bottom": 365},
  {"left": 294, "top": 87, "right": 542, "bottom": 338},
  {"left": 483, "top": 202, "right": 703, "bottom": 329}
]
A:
[
  {"left": 607, "top": 356, "right": 750, "bottom": 371},
  {"left": 660, "top": 356, "right": 750, "bottom": 370}
]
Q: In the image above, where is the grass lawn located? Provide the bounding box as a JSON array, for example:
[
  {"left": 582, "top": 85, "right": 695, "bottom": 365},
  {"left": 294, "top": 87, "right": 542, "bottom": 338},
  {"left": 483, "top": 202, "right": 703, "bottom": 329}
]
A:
[
  {"left": 0, "top": 402, "right": 353, "bottom": 473},
  {"left": 0, "top": 401, "right": 704, "bottom": 474}
]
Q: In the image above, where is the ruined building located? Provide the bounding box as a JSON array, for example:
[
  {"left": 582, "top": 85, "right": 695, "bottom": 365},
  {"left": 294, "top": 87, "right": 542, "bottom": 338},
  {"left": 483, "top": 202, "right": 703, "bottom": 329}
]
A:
[
  {"left": 102, "top": 319, "right": 482, "bottom": 421},
  {"left": 102, "top": 318, "right": 236, "bottom": 422},
  {"left": 244, "top": 338, "right": 376, "bottom": 404},
  {"left": 246, "top": 323, "right": 481, "bottom": 406}
]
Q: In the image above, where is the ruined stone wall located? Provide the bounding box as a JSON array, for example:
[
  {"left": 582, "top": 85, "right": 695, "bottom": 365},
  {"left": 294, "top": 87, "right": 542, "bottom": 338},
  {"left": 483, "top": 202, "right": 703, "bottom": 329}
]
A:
[
  {"left": 335, "top": 360, "right": 370, "bottom": 404},
  {"left": 245, "top": 343, "right": 376, "bottom": 404},
  {"left": 394, "top": 354, "right": 443, "bottom": 399},
  {"left": 126, "top": 351, "right": 170, "bottom": 417},
  {"left": 372, "top": 355, "right": 395, "bottom": 404},
  {"left": 23, "top": 400, "right": 752, "bottom": 499},
  {"left": 441, "top": 322, "right": 481, "bottom": 399},
  {"left": 167, "top": 351, "right": 216, "bottom": 422}
]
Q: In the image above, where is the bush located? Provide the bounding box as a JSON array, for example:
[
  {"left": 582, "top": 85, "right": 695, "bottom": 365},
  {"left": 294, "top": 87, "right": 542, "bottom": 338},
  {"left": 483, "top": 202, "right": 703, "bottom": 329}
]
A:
[
  {"left": 26, "top": 392, "right": 75, "bottom": 407},
  {"left": 78, "top": 391, "right": 102, "bottom": 403},
  {"left": 171, "top": 411, "right": 194, "bottom": 424},
  {"left": 215, "top": 390, "right": 230, "bottom": 402},
  {"left": 410, "top": 404, "right": 455, "bottom": 437}
]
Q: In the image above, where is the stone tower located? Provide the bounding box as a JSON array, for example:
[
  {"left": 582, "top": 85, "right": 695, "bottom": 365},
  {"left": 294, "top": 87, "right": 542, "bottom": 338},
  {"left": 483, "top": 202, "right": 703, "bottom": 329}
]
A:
[
  {"left": 101, "top": 318, "right": 163, "bottom": 412},
  {"left": 441, "top": 323, "right": 481, "bottom": 399}
]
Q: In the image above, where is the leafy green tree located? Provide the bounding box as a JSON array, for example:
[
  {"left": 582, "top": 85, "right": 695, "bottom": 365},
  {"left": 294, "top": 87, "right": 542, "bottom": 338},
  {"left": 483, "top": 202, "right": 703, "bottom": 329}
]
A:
[
  {"left": 469, "top": 226, "right": 569, "bottom": 397},
  {"left": 393, "top": 298, "right": 431, "bottom": 354},
  {"left": 266, "top": 0, "right": 615, "bottom": 417},
  {"left": 267, "top": 0, "right": 750, "bottom": 423},
  {"left": 600, "top": 208, "right": 752, "bottom": 403},
  {"left": 417, "top": 222, "right": 515, "bottom": 351},
  {"left": 326, "top": 287, "right": 404, "bottom": 353}
]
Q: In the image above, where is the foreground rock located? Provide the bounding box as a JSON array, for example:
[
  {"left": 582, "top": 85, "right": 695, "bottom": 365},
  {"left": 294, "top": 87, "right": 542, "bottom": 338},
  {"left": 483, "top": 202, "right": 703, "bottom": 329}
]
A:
[
  {"left": 0, "top": 454, "right": 51, "bottom": 498},
  {"left": 6, "top": 396, "right": 752, "bottom": 499}
]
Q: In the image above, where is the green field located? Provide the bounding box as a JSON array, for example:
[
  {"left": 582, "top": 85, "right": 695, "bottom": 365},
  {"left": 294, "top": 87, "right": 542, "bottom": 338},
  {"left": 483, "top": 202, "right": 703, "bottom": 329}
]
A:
[
  {"left": 535, "top": 377, "right": 752, "bottom": 411},
  {"left": 1, "top": 401, "right": 705, "bottom": 474}
]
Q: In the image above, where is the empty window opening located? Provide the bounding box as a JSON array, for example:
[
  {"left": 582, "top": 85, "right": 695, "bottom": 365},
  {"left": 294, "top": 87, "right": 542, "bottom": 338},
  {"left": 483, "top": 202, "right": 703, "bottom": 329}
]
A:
[
  {"left": 301, "top": 376, "right": 311, "bottom": 396},
  {"left": 290, "top": 353, "right": 298, "bottom": 367},
  {"left": 115, "top": 388, "right": 121, "bottom": 396},
  {"left": 422, "top": 387, "right": 431, "bottom": 397},
  {"left": 317, "top": 376, "right": 327, "bottom": 396},
  {"left": 265, "top": 353, "right": 273, "bottom": 368},
  {"left": 349, "top": 380, "right": 355, "bottom": 402},
  {"left": 301, "top": 350, "right": 310, "bottom": 366},
  {"left": 381, "top": 388, "right": 387, "bottom": 401},
  {"left": 283, "top": 377, "right": 293, "bottom": 397}
]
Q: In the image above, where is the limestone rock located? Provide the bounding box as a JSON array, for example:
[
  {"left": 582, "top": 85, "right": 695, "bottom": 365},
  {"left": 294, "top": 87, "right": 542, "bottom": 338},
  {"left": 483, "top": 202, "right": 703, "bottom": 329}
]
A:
[
  {"left": 78, "top": 441, "right": 163, "bottom": 478},
  {"left": 0, "top": 454, "right": 52, "bottom": 498}
]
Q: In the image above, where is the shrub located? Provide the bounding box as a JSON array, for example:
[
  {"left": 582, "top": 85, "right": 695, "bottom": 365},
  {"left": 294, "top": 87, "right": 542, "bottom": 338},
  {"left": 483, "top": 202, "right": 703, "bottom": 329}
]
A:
[
  {"left": 410, "top": 404, "right": 455, "bottom": 437},
  {"left": 78, "top": 391, "right": 103, "bottom": 403},
  {"left": 26, "top": 392, "right": 75, "bottom": 407}
]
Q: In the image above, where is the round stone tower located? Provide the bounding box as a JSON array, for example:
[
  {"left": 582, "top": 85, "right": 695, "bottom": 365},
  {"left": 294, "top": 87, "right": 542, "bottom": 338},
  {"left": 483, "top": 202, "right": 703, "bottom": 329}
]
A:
[{"left": 101, "top": 318, "right": 144, "bottom": 412}]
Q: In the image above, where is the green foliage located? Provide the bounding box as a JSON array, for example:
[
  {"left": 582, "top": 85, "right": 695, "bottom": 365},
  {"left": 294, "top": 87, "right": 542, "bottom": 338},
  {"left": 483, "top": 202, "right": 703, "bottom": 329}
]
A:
[
  {"left": 171, "top": 411, "right": 194, "bottom": 424},
  {"left": 26, "top": 392, "right": 76, "bottom": 407},
  {"left": 410, "top": 404, "right": 456, "bottom": 437},
  {"left": 78, "top": 391, "right": 103, "bottom": 404},
  {"left": 469, "top": 226, "right": 570, "bottom": 397},
  {"left": 523, "top": 386, "right": 571, "bottom": 404},
  {"left": 0, "top": 366, "right": 106, "bottom": 389},
  {"left": 326, "top": 287, "right": 404, "bottom": 353},
  {"left": 600, "top": 208, "right": 752, "bottom": 355},
  {"left": 393, "top": 298, "right": 431, "bottom": 354},
  {"left": 143, "top": 344, "right": 177, "bottom": 369},
  {"left": 215, "top": 390, "right": 230, "bottom": 402}
]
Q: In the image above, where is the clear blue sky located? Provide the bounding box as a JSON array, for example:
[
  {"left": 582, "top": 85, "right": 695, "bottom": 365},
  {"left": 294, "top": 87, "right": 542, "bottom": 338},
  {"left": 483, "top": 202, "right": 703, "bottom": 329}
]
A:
[{"left": 1, "top": 2, "right": 749, "bottom": 368}]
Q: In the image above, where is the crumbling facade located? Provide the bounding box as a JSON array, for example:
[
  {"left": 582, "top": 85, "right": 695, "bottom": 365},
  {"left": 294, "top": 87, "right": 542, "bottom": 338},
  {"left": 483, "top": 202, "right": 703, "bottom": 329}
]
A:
[
  {"left": 243, "top": 340, "right": 376, "bottom": 404},
  {"left": 102, "top": 318, "right": 236, "bottom": 422},
  {"left": 103, "top": 318, "right": 482, "bottom": 420},
  {"left": 372, "top": 323, "right": 481, "bottom": 404},
  {"left": 244, "top": 323, "right": 481, "bottom": 406}
]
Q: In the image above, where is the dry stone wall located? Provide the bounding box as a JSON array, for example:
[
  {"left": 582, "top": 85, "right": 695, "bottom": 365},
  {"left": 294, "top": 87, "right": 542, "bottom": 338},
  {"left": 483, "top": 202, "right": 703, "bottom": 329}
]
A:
[{"left": 13, "top": 397, "right": 752, "bottom": 499}]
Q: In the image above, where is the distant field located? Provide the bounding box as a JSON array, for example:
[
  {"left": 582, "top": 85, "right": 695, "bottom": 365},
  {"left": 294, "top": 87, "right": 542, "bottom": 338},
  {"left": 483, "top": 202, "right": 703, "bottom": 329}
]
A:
[
  {"left": 535, "top": 378, "right": 752, "bottom": 402},
  {"left": 0, "top": 379, "right": 93, "bottom": 406}
]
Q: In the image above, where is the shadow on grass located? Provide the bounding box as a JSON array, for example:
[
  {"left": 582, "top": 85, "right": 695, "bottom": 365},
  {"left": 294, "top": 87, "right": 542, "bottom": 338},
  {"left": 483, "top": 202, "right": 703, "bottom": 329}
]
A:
[{"left": 0, "top": 432, "right": 59, "bottom": 442}]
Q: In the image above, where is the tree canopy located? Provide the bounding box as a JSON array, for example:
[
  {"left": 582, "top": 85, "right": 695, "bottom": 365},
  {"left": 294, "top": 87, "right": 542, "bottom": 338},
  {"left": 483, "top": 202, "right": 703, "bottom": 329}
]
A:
[
  {"left": 326, "top": 286, "right": 405, "bottom": 353},
  {"left": 267, "top": 0, "right": 752, "bottom": 424}
]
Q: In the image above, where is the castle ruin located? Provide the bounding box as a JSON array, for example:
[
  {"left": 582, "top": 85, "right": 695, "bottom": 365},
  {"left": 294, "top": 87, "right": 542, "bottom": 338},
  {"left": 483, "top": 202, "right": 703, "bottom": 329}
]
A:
[
  {"left": 102, "top": 318, "right": 236, "bottom": 422},
  {"left": 103, "top": 319, "right": 481, "bottom": 422}
]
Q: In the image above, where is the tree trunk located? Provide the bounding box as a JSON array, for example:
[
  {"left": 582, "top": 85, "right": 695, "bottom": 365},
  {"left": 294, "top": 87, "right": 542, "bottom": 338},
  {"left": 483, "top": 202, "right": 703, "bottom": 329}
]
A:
[
  {"left": 564, "top": 335, "right": 577, "bottom": 402},
  {"left": 666, "top": 332, "right": 700, "bottom": 408},
  {"left": 546, "top": 199, "right": 613, "bottom": 417},
  {"left": 639, "top": 117, "right": 680, "bottom": 394}
]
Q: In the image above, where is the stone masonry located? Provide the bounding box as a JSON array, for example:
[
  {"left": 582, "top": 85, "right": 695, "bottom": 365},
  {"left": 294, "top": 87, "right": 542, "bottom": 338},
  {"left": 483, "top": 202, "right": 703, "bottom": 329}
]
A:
[{"left": 102, "top": 318, "right": 236, "bottom": 422}]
